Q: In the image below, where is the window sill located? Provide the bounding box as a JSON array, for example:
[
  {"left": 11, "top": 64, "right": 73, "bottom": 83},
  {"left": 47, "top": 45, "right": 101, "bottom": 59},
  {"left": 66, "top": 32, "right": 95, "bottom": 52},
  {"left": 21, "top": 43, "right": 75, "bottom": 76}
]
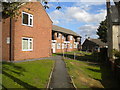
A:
[
  {"left": 22, "top": 24, "right": 33, "bottom": 27},
  {"left": 22, "top": 50, "right": 33, "bottom": 51}
]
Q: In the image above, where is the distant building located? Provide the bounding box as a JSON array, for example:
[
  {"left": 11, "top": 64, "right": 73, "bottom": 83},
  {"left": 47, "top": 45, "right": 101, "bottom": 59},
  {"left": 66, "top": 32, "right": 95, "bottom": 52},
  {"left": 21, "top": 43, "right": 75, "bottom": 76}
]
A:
[
  {"left": 82, "top": 38, "right": 107, "bottom": 52},
  {"left": 52, "top": 25, "right": 81, "bottom": 53}
]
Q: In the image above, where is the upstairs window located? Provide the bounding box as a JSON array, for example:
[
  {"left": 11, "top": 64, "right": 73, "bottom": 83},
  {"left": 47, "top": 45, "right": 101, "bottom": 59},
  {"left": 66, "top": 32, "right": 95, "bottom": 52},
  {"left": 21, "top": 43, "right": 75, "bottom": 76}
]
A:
[
  {"left": 22, "top": 12, "right": 33, "bottom": 27},
  {"left": 70, "top": 36, "right": 73, "bottom": 40},
  {"left": 57, "top": 43, "right": 61, "bottom": 49}
]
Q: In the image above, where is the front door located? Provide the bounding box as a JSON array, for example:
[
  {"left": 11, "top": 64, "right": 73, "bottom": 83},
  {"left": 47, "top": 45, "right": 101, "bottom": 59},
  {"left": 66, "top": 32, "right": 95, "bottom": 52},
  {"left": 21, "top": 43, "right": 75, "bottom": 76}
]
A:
[{"left": 52, "top": 43, "right": 56, "bottom": 53}]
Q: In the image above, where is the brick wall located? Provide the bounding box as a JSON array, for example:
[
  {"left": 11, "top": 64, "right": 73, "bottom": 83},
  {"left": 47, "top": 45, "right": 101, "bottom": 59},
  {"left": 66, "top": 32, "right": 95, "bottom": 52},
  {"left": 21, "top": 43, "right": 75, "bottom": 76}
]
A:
[
  {"left": 52, "top": 32, "right": 79, "bottom": 53},
  {"left": 2, "top": 2, "right": 52, "bottom": 61}
]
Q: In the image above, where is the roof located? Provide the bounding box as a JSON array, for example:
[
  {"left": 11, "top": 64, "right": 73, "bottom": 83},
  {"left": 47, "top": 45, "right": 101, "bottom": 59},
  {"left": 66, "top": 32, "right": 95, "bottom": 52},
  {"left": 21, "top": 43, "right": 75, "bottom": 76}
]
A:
[
  {"left": 87, "top": 39, "right": 107, "bottom": 47},
  {"left": 110, "top": 5, "right": 120, "bottom": 24},
  {"left": 52, "top": 25, "right": 81, "bottom": 37},
  {"left": 83, "top": 38, "right": 107, "bottom": 47}
]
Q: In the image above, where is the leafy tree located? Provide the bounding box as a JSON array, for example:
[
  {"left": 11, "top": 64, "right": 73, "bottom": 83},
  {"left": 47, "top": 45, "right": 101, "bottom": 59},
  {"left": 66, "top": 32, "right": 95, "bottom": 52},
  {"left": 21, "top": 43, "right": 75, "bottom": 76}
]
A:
[
  {"left": 2, "top": 2, "right": 24, "bottom": 18},
  {"left": 97, "top": 19, "right": 107, "bottom": 43},
  {"left": 2, "top": 0, "right": 61, "bottom": 18}
]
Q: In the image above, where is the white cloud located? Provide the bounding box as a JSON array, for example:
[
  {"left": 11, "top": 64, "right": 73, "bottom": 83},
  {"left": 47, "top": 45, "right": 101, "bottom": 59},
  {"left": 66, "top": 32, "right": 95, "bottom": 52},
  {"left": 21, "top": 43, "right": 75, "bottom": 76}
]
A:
[
  {"left": 66, "top": 7, "right": 106, "bottom": 23},
  {"left": 78, "top": 24, "right": 99, "bottom": 39},
  {"left": 48, "top": 6, "right": 106, "bottom": 24},
  {"left": 52, "top": 20, "right": 60, "bottom": 24}
]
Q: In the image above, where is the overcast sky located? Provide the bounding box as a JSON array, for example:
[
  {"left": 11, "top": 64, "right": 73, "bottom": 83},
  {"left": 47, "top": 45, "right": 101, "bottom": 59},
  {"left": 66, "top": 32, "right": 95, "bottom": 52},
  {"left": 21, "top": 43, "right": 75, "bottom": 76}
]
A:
[{"left": 45, "top": 1, "right": 108, "bottom": 43}]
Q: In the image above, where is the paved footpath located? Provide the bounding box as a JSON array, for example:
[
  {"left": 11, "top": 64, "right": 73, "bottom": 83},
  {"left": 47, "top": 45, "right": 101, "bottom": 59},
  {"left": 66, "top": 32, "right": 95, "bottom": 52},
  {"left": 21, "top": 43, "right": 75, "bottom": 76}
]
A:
[{"left": 49, "top": 56, "right": 74, "bottom": 88}]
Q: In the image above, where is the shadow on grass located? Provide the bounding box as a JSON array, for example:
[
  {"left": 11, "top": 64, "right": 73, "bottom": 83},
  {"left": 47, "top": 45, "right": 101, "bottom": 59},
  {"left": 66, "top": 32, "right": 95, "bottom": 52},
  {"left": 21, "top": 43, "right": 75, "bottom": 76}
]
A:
[
  {"left": 55, "top": 52, "right": 100, "bottom": 63},
  {"left": 2, "top": 61, "right": 39, "bottom": 89},
  {"left": 87, "top": 68, "right": 101, "bottom": 73},
  {"left": 99, "top": 62, "right": 120, "bottom": 88},
  {"left": 56, "top": 52, "right": 120, "bottom": 88}
]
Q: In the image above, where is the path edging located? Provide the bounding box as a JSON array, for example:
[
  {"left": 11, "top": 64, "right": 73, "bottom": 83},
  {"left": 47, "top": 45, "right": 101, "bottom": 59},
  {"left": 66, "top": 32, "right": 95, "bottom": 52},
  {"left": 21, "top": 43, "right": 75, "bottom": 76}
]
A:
[{"left": 46, "top": 60, "right": 55, "bottom": 88}]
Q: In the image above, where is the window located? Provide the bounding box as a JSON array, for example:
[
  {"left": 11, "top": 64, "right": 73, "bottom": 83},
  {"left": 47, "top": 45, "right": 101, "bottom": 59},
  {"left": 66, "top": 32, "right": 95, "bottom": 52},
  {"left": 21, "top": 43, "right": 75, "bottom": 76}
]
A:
[
  {"left": 22, "top": 12, "right": 33, "bottom": 27},
  {"left": 65, "top": 44, "right": 67, "bottom": 48},
  {"left": 57, "top": 33, "right": 61, "bottom": 39},
  {"left": 74, "top": 43, "right": 78, "bottom": 48},
  {"left": 70, "top": 44, "right": 73, "bottom": 49},
  {"left": 62, "top": 43, "right": 64, "bottom": 49},
  {"left": 57, "top": 43, "right": 61, "bottom": 49},
  {"left": 70, "top": 36, "right": 73, "bottom": 40},
  {"left": 62, "top": 35, "right": 64, "bottom": 39},
  {"left": 22, "top": 37, "right": 33, "bottom": 51}
]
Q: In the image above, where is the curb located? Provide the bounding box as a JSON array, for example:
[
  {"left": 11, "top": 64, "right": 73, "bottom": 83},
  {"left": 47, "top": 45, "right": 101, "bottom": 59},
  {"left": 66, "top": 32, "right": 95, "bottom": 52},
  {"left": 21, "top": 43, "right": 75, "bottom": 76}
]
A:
[
  {"left": 46, "top": 60, "right": 55, "bottom": 89},
  {"left": 69, "top": 75, "right": 77, "bottom": 89}
]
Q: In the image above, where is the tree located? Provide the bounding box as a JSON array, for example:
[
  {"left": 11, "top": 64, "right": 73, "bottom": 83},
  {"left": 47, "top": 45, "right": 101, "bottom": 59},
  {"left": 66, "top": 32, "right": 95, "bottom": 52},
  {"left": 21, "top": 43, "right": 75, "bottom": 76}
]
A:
[
  {"left": 2, "top": 2, "right": 24, "bottom": 18},
  {"left": 97, "top": 19, "right": 107, "bottom": 43},
  {"left": 2, "top": 0, "right": 61, "bottom": 18}
]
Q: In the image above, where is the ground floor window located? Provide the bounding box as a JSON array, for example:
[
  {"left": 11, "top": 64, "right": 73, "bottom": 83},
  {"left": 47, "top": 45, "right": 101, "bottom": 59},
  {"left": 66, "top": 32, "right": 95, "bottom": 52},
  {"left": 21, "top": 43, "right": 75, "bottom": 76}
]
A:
[
  {"left": 22, "top": 37, "right": 33, "bottom": 51},
  {"left": 64, "top": 44, "right": 67, "bottom": 48},
  {"left": 74, "top": 43, "right": 78, "bottom": 48},
  {"left": 57, "top": 43, "right": 61, "bottom": 49},
  {"left": 70, "top": 44, "right": 73, "bottom": 49},
  {"left": 62, "top": 43, "right": 64, "bottom": 49}
]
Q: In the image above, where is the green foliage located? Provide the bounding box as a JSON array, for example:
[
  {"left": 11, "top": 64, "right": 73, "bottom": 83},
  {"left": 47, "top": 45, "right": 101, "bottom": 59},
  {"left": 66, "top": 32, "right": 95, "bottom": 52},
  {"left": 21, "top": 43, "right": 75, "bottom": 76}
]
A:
[
  {"left": 2, "top": 2, "right": 24, "bottom": 18},
  {"left": 113, "top": 49, "right": 120, "bottom": 59},
  {"left": 97, "top": 19, "right": 107, "bottom": 43}
]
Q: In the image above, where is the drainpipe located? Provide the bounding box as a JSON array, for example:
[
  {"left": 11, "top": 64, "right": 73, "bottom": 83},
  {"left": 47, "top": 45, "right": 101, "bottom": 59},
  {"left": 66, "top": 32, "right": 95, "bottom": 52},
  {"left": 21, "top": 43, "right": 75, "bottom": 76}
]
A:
[{"left": 9, "top": 18, "right": 12, "bottom": 61}]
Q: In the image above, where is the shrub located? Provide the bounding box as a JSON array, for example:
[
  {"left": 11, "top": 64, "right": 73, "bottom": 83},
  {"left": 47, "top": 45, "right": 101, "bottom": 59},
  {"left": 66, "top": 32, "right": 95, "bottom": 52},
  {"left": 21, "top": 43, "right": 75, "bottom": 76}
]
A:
[{"left": 113, "top": 49, "right": 120, "bottom": 59}]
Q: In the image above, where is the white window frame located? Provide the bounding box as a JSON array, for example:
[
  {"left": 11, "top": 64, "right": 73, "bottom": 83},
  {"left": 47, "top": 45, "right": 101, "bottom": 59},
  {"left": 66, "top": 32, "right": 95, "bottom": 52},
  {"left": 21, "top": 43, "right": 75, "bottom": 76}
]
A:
[
  {"left": 74, "top": 43, "right": 78, "bottom": 48},
  {"left": 57, "top": 43, "right": 61, "bottom": 49},
  {"left": 70, "top": 36, "right": 73, "bottom": 40},
  {"left": 22, "top": 37, "right": 33, "bottom": 51},
  {"left": 58, "top": 33, "right": 61, "bottom": 39},
  {"left": 22, "top": 12, "right": 33, "bottom": 27},
  {"left": 62, "top": 43, "right": 64, "bottom": 49},
  {"left": 70, "top": 44, "right": 73, "bottom": 49},
  {"left": 62, "top": 35, "right": 64, "bottom": 39},
  {"left": 65, "top": 44, "right": 67, "bottom": 48}
]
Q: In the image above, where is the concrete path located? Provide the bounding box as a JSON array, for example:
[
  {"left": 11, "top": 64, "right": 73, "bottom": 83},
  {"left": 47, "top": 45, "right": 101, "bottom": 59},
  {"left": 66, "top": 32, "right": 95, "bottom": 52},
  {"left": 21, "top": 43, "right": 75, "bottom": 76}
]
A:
[{"left": 49, "top": 56, "right": 74, "bottom": 88}]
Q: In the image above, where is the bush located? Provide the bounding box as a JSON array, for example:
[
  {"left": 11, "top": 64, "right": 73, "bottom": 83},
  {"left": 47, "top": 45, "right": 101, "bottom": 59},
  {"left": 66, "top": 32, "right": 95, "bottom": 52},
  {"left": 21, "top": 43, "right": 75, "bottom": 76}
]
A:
[{"left": 113, "top": 49, "right": 120, "bottom": 59}]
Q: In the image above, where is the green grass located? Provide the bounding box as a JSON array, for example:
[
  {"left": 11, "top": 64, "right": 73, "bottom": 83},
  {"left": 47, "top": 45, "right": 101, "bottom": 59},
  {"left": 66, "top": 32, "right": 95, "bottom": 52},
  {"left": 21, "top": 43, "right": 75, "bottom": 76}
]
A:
[
  {"left": 52, "top": 53, "right": 57, "bottom": 56},
  {"left": 1, "top": 60, "right": 54, "bottom": 89},
  {"left": 64, "top": 50, "right": 120, "bottom": 88},
  {"left": 64, "top": 59, "right": 103, "bottom": 88}
]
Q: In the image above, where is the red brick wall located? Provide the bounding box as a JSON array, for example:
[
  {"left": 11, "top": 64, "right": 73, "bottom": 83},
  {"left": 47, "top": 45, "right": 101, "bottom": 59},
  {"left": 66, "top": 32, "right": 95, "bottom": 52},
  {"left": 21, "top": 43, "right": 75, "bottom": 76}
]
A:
[
  {"left": 2, "top": 2, "right": 52, "bottom": 61},
  {"left": 2, "top": 18, "right": 10, "bottom": 61},
  {"left": 53, "top": 32, "right": 78, "bottom": 53}
]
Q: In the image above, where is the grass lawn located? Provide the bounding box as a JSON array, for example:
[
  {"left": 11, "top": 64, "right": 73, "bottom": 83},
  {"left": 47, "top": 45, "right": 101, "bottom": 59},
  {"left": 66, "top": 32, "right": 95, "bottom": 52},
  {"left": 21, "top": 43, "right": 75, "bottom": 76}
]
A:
[
  {"left": 1, "top": 59, "right": 54, "bottom": 89},
  {"left": 64, "top": 51, "right": 120, "bottom": 88},
  {"left": 65, "top": 59, "right": 103, "bottom": 88}
]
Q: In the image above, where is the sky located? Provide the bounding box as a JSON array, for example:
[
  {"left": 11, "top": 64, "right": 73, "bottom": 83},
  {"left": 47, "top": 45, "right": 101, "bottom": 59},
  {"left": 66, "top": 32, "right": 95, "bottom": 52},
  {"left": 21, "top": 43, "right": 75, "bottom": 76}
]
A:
[{"left": 43, "top": 1, "right": 113, "bottom": 43}]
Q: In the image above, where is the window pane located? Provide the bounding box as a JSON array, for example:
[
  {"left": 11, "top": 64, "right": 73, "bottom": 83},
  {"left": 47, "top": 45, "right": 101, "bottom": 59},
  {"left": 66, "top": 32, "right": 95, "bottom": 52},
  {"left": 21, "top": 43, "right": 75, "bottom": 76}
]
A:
[
  {"left": 29, "top": 41, "right": 32, "bottom": 49},
  {"left": 23, "top": 39, "right": 28, "bottom": 50},
  {"left": 30, "top": 18, "right": 32, "bottom": 25},
  {"left": 23, "top": 13, "right": 28, "bottom": 25}
]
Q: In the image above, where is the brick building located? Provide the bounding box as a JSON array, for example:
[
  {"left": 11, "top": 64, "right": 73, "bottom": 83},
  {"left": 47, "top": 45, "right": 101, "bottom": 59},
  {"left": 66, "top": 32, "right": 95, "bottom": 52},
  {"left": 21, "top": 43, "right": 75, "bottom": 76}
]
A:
[
  {"left": 52, "top": 25, "right": 81, "bottom": 53},
  {"left": 2, "top": 2, "right": 52, "bottom": 61},
  {"left": 82, "top": 38, "right": 107, "bottom": 52}
]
